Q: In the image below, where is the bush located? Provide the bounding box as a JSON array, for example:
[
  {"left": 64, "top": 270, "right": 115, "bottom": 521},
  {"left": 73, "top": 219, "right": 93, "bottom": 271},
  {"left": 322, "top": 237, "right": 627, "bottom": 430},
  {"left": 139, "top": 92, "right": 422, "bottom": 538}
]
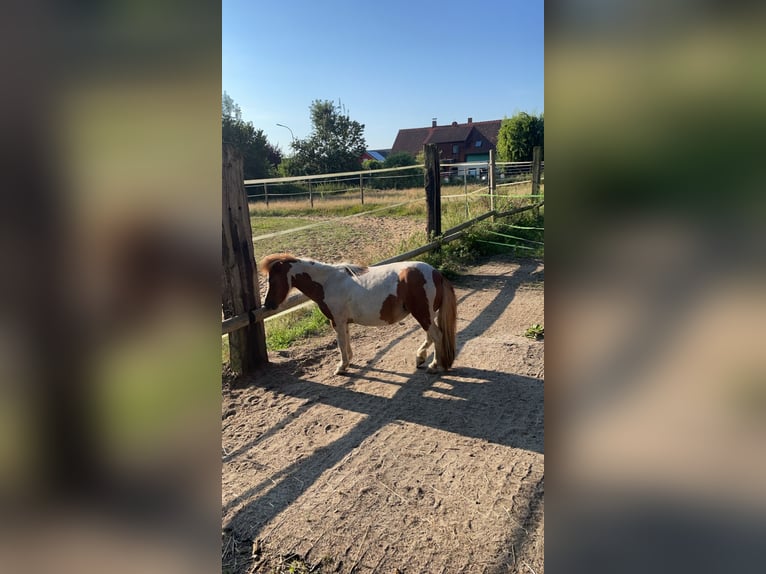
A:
[
  {"left": 419, "top": 210, "right": 544, "bottom": 276},
  {"left": 362, "top": 159, "right": 383, "bottom": 170}
]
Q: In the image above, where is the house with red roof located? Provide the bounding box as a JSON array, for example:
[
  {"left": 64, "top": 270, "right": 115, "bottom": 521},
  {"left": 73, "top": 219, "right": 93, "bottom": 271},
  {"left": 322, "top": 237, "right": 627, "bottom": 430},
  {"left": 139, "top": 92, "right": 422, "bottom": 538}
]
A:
[
  {"left": 361, "top": 149, "right": 391, "bottom": 162},
  {"left": 391, "top": 117, "right": 502, "bottom": 167}
]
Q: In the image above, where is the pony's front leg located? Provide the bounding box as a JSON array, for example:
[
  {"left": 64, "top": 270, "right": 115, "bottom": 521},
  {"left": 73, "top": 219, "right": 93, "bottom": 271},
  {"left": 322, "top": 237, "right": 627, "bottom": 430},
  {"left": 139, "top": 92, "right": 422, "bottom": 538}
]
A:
[{"left": 333, "top": 321, "right": 351, "bottom": 375}]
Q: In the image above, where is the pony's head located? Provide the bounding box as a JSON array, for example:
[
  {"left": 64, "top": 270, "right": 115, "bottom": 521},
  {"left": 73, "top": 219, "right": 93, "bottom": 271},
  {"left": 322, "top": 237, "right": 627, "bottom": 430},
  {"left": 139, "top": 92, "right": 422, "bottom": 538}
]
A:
[{"left": 259, "top": 253, "right": 299, "bottom": 310}]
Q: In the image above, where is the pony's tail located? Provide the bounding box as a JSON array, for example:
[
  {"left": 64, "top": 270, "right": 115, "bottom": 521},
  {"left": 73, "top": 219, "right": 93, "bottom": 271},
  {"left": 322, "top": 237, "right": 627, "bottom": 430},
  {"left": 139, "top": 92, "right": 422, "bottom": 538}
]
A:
[{"left": 437, "top": 277, "right": 457, "bottom": 369}]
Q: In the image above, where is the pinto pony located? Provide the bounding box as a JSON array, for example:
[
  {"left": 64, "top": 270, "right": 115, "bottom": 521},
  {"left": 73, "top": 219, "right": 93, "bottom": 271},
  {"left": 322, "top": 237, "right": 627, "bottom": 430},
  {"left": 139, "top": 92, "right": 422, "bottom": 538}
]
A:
[{"left": 260, "top": 253, "right": 457, "bottom": 375}]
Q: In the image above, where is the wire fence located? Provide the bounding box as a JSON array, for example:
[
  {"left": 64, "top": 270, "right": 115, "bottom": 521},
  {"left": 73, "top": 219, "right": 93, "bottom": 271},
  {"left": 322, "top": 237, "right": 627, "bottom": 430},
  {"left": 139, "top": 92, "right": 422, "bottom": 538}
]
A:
[
  {"left": 243, "top": 158, "right": 544, "bottom": 258},
  {"left": 243, "top": 160, "right": 543, "bottom": 207},
  {"left": 245, "top": 164, "right": 424, "bottom": 204}
]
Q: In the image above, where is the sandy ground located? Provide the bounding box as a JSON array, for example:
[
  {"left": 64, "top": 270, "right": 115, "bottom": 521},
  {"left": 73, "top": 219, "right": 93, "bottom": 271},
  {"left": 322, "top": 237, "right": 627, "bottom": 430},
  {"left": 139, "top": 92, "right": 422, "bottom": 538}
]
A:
[{"left": 222, "top": 254, "right": 544, "bottom": 573}]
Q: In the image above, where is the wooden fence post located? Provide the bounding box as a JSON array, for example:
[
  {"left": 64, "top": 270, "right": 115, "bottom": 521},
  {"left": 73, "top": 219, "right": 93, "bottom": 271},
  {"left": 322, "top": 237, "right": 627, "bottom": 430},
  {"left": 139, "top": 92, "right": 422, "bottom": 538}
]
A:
[
  {"left": 424, "top": 144, "right": 441, "bottom": 239},
  {"left": 531, "top": 145, "right": 542, "bottom": 219},
  {"left": 463, "top": 169, "right": 469, "bottom": 219},
  {"left": 222, "top": 144, "right": 268, "bottom": 377},
  {"left": 264, "top": 182, "right": 269, "bottom": 207},
  {"left": 308, "top": 180, "right": 314, "bottom": 208},
  {"left": 489, "top": 149, "right": 496, "bottom": 214},
  {"left": 360, "top": 173, "right": 364, "bottom": 205}
]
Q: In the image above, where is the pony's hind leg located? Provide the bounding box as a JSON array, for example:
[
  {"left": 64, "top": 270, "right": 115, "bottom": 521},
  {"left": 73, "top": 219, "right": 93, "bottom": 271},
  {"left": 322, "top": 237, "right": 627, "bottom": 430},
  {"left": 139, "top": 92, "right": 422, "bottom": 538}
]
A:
[
  {"left": 426, "top": 324, "right": 444, "bottom": 373},
  {"left": 416, "top": 333, "right": 433, "bottom": 368},
  {"left": 345, "top": 323, "right": 353, "bottom": 364}
]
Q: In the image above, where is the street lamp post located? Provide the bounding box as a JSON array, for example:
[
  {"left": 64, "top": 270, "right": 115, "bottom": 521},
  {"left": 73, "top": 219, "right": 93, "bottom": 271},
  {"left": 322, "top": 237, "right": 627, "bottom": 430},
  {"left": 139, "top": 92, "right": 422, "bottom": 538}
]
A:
[{"left": 276, "top": 123, "right": 295, "bottom": 144}]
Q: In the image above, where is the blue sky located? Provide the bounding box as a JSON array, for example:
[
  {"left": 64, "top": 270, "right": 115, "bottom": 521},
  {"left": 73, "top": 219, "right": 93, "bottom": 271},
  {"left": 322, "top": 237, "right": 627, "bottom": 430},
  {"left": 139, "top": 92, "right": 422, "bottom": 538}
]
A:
[{"left": 223, "top": 0, "right": 544, "bottom": 153}]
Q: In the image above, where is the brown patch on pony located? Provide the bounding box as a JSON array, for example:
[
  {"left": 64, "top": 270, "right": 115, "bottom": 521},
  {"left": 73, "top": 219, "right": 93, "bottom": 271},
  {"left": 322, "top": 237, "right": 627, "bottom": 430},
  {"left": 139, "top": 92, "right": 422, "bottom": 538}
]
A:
[
  {"left": 262, "top": 260, "right": 293, "bottom": 310},
  {"left": 379, "top": 267, "right": 431, "bottom": 330},
  {"left": 431, "top": 268, "right": 444, "bottom": 312},
  {"left": 379, "top": 281, "right": 407, "bottom": 324},
  {"left": 402, "top": 268, "right": 431, "bottom": 331},
  {"left": 292, "top": 272, "right": 336, "bottom": 325}
]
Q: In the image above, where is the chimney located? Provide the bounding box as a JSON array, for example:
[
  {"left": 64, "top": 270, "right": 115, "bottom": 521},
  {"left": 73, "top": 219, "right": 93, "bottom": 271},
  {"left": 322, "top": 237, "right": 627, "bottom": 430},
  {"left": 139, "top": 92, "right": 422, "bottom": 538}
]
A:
[
  {"left": 431, "top": 118, "right": 437, "bottom": 128},
  {"left": 467, "top": 117, "right": 473, "bottom": 124},
  {"left": 451, "top": 121, "right": 458, "bottom": 126}
]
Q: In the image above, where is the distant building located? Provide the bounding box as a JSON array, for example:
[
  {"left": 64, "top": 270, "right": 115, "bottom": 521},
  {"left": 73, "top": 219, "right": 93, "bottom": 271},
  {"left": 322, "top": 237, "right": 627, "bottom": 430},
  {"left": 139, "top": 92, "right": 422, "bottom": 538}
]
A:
[
  {"left": 391, "top": 117, "right": 502, "bottom": 169},
  {"left": 361, "top": 149, "right": 391, "bottom": 162}
]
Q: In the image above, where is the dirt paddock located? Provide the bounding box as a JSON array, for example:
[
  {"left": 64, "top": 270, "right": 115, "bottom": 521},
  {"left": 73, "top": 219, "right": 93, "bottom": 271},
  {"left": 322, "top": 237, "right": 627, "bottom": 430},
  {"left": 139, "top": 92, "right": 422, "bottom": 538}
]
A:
[{"left": 222, "top": 254, "right": 544, "bottom": 573}]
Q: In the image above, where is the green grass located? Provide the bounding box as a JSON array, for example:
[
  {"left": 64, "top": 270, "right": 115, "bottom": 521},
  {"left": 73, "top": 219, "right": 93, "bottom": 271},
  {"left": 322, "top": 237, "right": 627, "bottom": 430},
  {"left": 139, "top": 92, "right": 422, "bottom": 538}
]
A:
[
  {"left": 265, "top": 305, "right": 330, "bottom": 350},
  {"left": 252, "top": 200, "right": 426, "bottom": 220},
  {"left": 251, "top": 216, "right": 312, "bottom": 236},
  {"left": 222, "top": 306, "right": 331, "bottom": 361},
  {"left": 248, "top": 183, "right": 501, "bottom": 220},
  {"left": 222, "top": 334, "right": 229, "bottom": 365},
  {"left": 490, "top": 210, "right": 545, "bottom": 258}
]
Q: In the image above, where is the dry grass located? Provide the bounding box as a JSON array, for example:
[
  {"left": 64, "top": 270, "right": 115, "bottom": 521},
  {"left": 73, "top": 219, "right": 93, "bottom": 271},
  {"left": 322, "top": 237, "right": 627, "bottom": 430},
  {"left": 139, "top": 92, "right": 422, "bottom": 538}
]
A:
[
  {"left": 248, "top": 187, "right": 425, "bottom": 216},
  {"left": 246, "top": 182, "right": 514, "bottom": 216}
]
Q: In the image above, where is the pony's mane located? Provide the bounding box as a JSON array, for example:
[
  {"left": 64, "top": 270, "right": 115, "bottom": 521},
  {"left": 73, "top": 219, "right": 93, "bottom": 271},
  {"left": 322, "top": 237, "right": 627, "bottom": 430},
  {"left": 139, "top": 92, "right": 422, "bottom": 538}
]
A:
[
  {"left": 333, "top": 262, "right": 369, "bottom": 277},
  {"left": 259, "top": 253, "right": 368, "bottom": 277},
  {"left": 259, "top": 252, "right": 298, "bottom": 274}
]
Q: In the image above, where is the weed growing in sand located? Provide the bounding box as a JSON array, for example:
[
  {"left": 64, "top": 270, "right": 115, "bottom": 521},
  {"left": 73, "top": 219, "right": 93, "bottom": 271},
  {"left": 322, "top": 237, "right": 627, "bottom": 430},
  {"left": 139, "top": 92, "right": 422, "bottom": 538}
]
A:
[{"left": 524, "top": 323, "right": 544, "bottom": 340}]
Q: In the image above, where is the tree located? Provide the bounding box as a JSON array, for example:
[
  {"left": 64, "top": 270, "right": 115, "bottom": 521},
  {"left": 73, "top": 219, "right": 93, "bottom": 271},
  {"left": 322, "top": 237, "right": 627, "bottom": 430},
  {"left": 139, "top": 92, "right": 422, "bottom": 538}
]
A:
[
  {"left": 362, "top": 159, "right": 383, "bottom": 170},
  {"left": 222, "top": 92, "right": 281, "bottom": 179},
  {"left": 497, "top": 112, "right": 544, "bottom": 162},
  {"left": 383, "top": 151, "right": 417, "bottom": 168},
  {"left": 284, "top": 100, "right": 367, "bottom": 175},
  {"left": 222, "top": 91, "right": 241, "bottom": 121},
  {"left": 381, "top": 151, "right": 420, "bottom": 189}
]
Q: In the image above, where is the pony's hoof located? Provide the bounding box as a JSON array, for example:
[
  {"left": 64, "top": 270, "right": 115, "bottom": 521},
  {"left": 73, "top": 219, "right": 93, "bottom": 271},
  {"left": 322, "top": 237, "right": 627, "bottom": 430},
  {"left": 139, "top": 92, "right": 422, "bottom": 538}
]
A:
[
  {"left": 416, "top": 357, "right": 426, "bottom": 368},
  {"left": 426, "top": 362, "right": 439, "bottom": 374},
  {"left": 334, "top": 365, "right": 348, "bottom": 375}
]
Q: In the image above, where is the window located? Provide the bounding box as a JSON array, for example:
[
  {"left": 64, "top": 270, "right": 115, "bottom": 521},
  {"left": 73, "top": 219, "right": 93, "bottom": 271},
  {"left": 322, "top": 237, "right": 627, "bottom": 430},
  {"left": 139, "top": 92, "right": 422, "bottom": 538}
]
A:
[
  {"left": 475, "top": 140, "right": 482, "bottom": 147},
  {"left": 452, "top": 144, "right": 459, "bottom": 154}
]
